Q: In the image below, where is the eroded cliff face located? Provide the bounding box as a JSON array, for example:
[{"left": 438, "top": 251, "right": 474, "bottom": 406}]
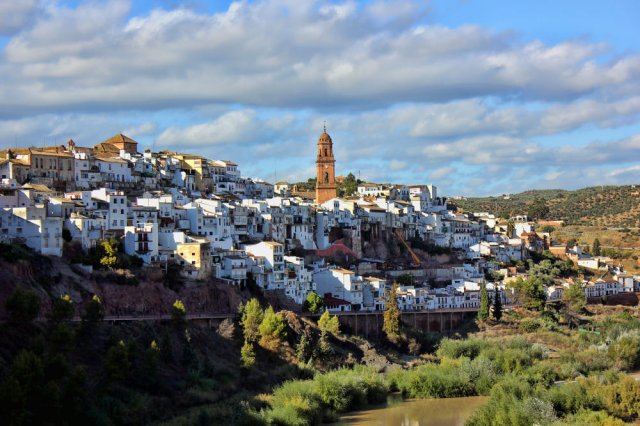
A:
[{"left": 0, "top": 250, "right": 247, "bottom": 319}]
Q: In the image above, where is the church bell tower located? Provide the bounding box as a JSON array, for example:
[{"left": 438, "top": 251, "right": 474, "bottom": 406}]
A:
[{"left": 315, "top": 125, "right": 337, "bottom": 204}]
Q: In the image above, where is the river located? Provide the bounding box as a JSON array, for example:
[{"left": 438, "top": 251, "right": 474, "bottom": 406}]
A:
[{"left": 332, "top": 395, "right": 488, "bottom": 426}]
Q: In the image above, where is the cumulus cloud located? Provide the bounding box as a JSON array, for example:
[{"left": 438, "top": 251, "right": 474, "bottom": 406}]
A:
[
  {"left": 156, "top": 110, "right": 260, "bottom": 147},
  {"left": 1, "top": 0, "right": 639, "bottom": 196},
  {"left": 1, "top": 0, "right": 639, "bottom": 115},
  {"left": 0, "top": 1, "right": 41, "bottom": 36}
]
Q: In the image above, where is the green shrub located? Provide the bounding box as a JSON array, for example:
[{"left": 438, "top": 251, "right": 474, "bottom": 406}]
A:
[
  {"left": 607, "top": 332, "right": 640, "bottom": 371},
  {"left": 315, "top": 367, "right": 387, "bottom": 412},
  {"left": 466, "top": 377, "right": 555, "bottom": 426},
  {"left": 266, "top": 380, "right": 323, "bottom": 425},
  {"left": 546, "top": 382, "right": 603, "bottom": 417},
  {"left": 390, "top": 363, "right": 475, "bottom": 399},
  {"left": 519, "top": 318, "right": 542, "bottom": 333},
  {"left": 436, "top": 338, "right": 489, "bottom": 360},
  {"left": 555, "top": 410, "right": 625, "bottom": 426},
  {"left": 260, "top": 367, "right": 388, "bottom": 424}
]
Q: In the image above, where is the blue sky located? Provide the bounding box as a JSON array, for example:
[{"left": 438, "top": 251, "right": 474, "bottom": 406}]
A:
[{"left": 0, "top": 0, "right": 639, "bottom": 196}]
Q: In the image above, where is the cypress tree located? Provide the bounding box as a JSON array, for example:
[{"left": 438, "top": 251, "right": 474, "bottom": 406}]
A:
[
  {"left": 478, "top": 281, "right": 490, "bottom": 321},
  {"left": 383, "top": 283, "right": 401, "bottom": 340},
  {"left": 493, "top": 287, "right": 502, "bottom": 321}
]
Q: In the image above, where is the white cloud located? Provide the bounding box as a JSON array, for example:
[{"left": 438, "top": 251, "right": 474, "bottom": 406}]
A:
[
  {"left": 429, "top": 166, "right": 454, "bottom": 180},
  {"left": 0, "top": 1, "right": 41, "bottom": 36},
  {"left": 123, "top": 121, "right": 157, "bottom": 138},
  {"left": 156, "top": 110, "right": 260, "bottom": 147},
  {"left": 0, "top": 0, "right": 639, "bottom": 115}
]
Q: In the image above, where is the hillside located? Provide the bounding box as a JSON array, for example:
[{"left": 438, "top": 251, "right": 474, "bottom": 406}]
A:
[{"left": 451, "top": 185, "right": 640, "bottom": 227}]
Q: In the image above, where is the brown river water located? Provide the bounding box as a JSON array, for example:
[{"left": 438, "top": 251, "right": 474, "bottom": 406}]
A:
[{"left": 332, "top": 395, "right": 488, "bottom": 426}]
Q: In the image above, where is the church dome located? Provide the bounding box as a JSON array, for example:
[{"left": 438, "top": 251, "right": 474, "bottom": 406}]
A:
[{"left": 318, "top": 132, "right": 332, "bottom": 143}]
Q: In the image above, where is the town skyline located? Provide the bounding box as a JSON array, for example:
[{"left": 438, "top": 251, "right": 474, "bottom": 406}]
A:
[{"left": 1, "top": 1, "right": 639, "bottom": 196}]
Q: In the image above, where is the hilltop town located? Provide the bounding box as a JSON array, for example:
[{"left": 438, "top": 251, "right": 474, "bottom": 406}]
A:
[{"left": 0, "top": 130, "right": 637, "bottom": 317}]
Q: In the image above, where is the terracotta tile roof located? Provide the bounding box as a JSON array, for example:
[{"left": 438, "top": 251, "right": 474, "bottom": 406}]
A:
[{"left": 101, "top": 133, "right": 138, "bottom": 146}]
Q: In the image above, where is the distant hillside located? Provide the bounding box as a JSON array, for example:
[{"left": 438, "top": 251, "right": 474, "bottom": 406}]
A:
[{"left": 451, "top": 185, "right": 640, "bottom": 227}]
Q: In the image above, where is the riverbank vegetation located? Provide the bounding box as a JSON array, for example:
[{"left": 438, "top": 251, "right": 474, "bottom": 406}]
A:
[
  {"left": 3, "top": 281, "right": 640, "bottom": 425},
  {"left": 240, "top": 306, "right": 640, "bottom": 426}
]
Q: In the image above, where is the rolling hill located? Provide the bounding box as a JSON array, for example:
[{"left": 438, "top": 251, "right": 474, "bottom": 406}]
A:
[{"left": 451, "top": 185, "right": 640, "bottom": 227}]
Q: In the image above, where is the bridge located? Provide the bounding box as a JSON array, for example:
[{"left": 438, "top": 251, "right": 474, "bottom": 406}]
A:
[{"left": 91, "top": 307, "right": 489, "bottom": 337}]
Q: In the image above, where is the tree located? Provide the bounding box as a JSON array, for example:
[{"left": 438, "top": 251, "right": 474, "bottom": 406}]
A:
[
  {"left": 593, "top": 238, "right": 602, "bottom": 256},
  {"left": 527, "top": 198, "right": 549, "bottom": 220},
  {"left": 317, "top": 310, "right": 340, "bottom": 335},
  {"left": 241, "top": 298, "right": 264, "bottom": 343},
  {"left": 383, "top": 283, "right": 401, "bottom": 340},
  {"left": 563, "top": 281, "right": 586, "bottom": 314},
  {"left": 50, "top": 294, "right": 74, "bottom": 322},
  {"left": 258, "top": 306, "right": 287, "bottom": 350},
  {"left": 61, "top": 228, "right": 72, "bottom": 242},
  {"left": 6, "top": 288, "right": 40, "bottom": 322},
  {"left": 82, "top": 295, "right": 104, "bottom": 323},
  {"left": 105, "top": 340, "right": 130, "bottom": 382},
  {"left": 508, "top": 277, "right": 546, "bottom": 311},
  {"left": 337, "top": 172, "right": 358, "bottom": 197},
  {"left": 240, "top": 340, "right": 256, "bottom": 369},
  {"left": 493, "top": 288, "right": 503, "bottom": 321},
  {"left": 478, "top": 281, "right": 490, "bottom": 321},
  {"left": 303, "top": 292, "right": 325, "bottom": 314},
  {"left": 506, "top": 220, "right": 515, "bottom": 237},
  {"left": 98, "top": 239, "right": 119, "bottom": 268},
  {"left": 296, "top": 330, "right": 312, "bottom": 362},
  {"left": 171, "top": 299, "right": 186, "bottom": 324}
]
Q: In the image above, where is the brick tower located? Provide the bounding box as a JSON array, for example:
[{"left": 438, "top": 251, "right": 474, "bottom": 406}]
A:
[{"left": 315, "top": 125, "right": 337, "bottom": 204}]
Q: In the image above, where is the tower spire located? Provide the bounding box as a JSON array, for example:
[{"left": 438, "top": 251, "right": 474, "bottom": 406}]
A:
[{"left": 323, "top": 120, "right": 326, "bottom": 133}]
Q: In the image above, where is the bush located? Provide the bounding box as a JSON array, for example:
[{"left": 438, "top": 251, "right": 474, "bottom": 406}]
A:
[
  {"left": 556, "top": 410, "right": 625, "bottom": 426},
  {"left": 597, "top": 376, "right": 640, "bottom": 419},
  {"left": 608, "top": 332, "right": 640, "bottom": 371},
  {"left": 389, "top": 363, "right": 475, "bottom": 399},
  {"left": 466, "top": 377, "right": 555, "bottom": 426},
  {"left": 260, "top": 367, "right": 388, "bottom": 424},
  {"left": 315, "top": 367, "right": 388, "bottom": 412},
  {"left": 6, "top": 288, "right": 40, "bottom": 322},
  {"left": 519, "top": 318, "right": 542, "bottom": 333},
  {"left": 436, "top": 338, "right": 489, "bottom": 360},
  {"left": 265, "top": 380, "right": 322, "bottom": 425}
]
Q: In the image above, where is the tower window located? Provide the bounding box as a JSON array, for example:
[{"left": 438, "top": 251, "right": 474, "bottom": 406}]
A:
[
  {"left": 324, "top": 172, "right": 329, "bottom": 183},
  {"left": 324, "top": 148, "right": 327, "bottom": 156}
]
